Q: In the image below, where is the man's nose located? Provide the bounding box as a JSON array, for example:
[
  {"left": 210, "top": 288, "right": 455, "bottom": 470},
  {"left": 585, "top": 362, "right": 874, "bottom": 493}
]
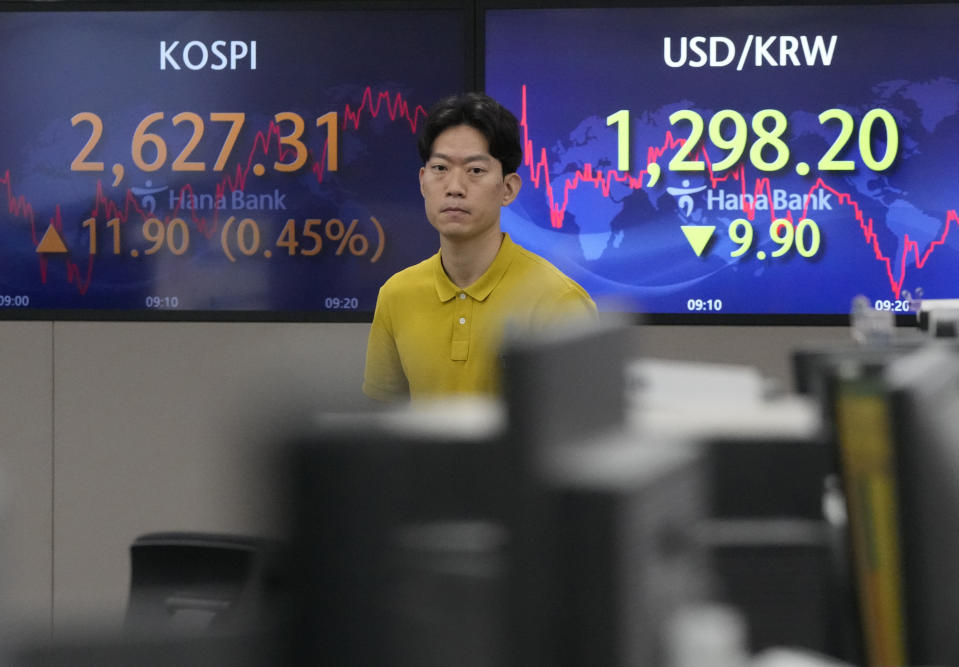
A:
[{"left": 445, "top": 168, "right": 466, "bottom": 196}]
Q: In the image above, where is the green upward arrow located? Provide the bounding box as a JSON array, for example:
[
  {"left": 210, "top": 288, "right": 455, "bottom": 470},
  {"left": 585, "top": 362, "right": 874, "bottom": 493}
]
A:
[{"left": 681, "top": 225, "right": 715, "bottom": 257}]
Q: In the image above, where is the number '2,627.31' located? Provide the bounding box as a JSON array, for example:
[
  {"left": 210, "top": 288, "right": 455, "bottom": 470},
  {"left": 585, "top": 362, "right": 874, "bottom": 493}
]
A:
[{"left": 70, "top": 111, "right": 339, "bottom": 178}]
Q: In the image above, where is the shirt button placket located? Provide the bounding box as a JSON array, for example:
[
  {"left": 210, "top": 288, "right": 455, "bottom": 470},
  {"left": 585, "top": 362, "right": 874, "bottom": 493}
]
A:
[{"left": 450, "top": 293, "right": 472, "bottom": 361}]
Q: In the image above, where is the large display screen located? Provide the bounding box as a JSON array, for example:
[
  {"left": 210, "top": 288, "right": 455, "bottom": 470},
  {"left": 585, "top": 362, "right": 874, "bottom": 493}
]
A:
[
  {"left": 485, "top": 3, "right": 959, "bottom": 321},
  {"left": 0, "top": 4, "right": 467, "bottom": 319}
]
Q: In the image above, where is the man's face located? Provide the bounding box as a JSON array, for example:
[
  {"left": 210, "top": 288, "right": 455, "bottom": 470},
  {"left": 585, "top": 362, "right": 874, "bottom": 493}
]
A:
[{"left": 419, "top": 124, "right": 521, "bottom": 243}]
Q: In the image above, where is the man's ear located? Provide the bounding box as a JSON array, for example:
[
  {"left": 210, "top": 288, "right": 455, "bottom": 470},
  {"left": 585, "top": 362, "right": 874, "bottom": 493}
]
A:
[
  {"left": 502, "top": 172, "right": 522, "bottom": 205},
  {"left": 418, "top": 166, "right": 426, "bottom": 197}
]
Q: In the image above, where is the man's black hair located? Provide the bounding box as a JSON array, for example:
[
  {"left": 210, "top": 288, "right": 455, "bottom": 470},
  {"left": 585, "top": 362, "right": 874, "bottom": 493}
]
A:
[{"left": 417, "top": 92, "right": 523, "bottom": 176}]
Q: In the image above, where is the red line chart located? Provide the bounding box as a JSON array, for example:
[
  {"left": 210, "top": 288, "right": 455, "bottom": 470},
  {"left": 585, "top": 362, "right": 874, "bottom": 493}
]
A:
[
  {"left": 2, "top": 87, "right": 426, "bottom": 296},
  {"left": 517, "top": 84, "right": 958, "bottom": 299}
]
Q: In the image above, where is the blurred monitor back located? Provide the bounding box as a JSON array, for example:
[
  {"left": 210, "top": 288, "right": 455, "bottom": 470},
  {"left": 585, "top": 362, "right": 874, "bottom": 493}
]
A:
[
  {"left": 500, "top": 323, "right": 713, "bottom": 667},
  {"left": 502, "top": 321, "right": 627, "bottom": 451},
  {"left": 884, "top": 344, "right": 959, "bottom": 666},
  {"left": 791, "top": 338, "right": 925, "bottom": 397},
  {"left": 823, "top": 342, "right": 959, "bottom": 666},
  {"left": 282, "top": 399, "right": 507, "bottom": 667}
]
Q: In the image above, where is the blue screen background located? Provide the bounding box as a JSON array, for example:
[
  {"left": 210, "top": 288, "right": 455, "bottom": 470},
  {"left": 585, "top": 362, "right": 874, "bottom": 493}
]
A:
[{"left": 486, "top": 5, "right": 959, "bottom": 316}]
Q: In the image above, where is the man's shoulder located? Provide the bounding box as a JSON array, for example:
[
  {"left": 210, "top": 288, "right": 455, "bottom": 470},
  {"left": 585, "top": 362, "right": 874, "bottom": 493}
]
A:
[
  {"left": 380, "top": 253, "right": 438, "bottom": 295},
  {"left": 509, "top": 241, "right": 587, "bottom": 292},
  {"left": 497, "top": 238, "right": 598, "bottom": 321}
]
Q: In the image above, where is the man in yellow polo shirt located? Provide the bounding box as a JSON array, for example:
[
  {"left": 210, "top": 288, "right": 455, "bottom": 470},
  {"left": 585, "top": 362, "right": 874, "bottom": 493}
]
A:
[{"left": 362, "top": 93, "right": 597, "bottom": 402}]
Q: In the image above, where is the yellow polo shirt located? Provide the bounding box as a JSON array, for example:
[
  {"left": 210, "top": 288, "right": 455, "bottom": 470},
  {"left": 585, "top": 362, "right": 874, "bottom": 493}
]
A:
[{"left": 363, "top": 233, "right": 597, "bottom": 401}]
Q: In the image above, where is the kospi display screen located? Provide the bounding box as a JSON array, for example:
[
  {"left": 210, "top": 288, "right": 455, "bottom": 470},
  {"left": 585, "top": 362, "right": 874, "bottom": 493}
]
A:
[
  {"left": 485, "top": 3, "right": 959, "bottom": 321},
  {"left": 0, "top": 4, "right": 467, "bottom": 319}
]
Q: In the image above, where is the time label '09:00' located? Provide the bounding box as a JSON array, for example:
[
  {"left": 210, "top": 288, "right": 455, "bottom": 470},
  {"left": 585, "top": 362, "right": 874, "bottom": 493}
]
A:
[{"left": 0, "top": 295, "right": 30, "bottom": 307}]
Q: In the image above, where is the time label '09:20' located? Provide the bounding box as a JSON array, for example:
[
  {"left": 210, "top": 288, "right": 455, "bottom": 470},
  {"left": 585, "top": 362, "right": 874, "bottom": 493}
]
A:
[
  {"left": 325, "top": 297, "right": 359, "bottom": 310},
  {"left": 873, "top": 299, "right": 913, "bottom": 312}
]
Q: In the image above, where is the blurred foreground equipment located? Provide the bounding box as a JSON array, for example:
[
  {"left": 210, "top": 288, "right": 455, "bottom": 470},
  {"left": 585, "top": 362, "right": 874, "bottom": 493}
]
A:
[
  {"left": 284, "top": 322, "right": 712, "bottom": 667},
  {"left": 125, "top": 532, "right": 282, "bottom": 636}
]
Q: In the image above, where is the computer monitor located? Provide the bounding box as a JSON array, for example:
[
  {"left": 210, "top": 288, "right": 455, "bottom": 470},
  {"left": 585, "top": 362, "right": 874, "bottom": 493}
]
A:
[{"left": 884, "top": 344, "right": 959, "bottom": 666}]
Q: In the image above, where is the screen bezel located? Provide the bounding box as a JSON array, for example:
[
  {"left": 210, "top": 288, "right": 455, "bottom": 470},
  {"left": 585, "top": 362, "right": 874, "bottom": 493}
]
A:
[
  {"left": 477, "top": 0, "right": 953, "bottom": 326},
  {"left": 0, "top": 0, "right": 475, "bottom": 323},
  {"left": 1, "top": 0, "right": 942, "bottom": 325}
]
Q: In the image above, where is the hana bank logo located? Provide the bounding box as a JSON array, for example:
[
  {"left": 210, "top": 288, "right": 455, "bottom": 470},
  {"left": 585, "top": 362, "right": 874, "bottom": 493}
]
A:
[
  {"left": 667, "top": 179, "right": 708, "bottom": 217},
  {"left": 130, "top": 181, "right": 169, "bottom": 214}
]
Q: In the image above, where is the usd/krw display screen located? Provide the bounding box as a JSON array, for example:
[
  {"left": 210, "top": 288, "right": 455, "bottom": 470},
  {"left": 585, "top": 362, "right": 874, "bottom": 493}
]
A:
[
  {"left": 485, "top": 4, "right": 959, "bottom": 320},
  {"left": 0, "top": 6, "right": 465, "bottom": 318}
]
